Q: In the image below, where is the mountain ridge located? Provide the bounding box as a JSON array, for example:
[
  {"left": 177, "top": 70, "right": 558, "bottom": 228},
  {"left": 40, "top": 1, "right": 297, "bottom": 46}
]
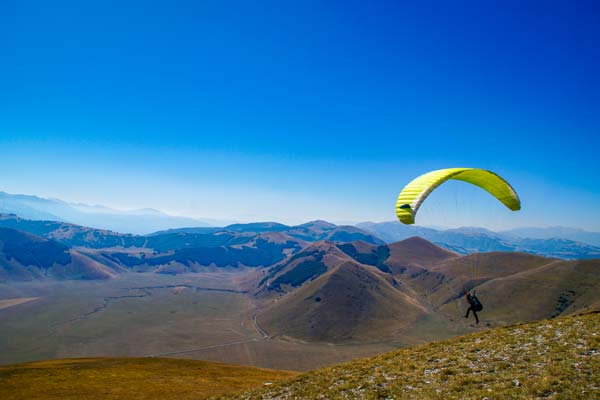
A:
[
  {"left": 0, "top": 191, "right": 221, "bottom": 234},
  {"left": 358, "top": 221, "right": 600, "bottom": 259}
]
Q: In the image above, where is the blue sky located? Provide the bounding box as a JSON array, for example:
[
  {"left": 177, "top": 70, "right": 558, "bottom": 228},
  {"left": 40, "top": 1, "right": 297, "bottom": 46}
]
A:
[{"left": 1, "top": 1, "right": 599, "bottom": 229}]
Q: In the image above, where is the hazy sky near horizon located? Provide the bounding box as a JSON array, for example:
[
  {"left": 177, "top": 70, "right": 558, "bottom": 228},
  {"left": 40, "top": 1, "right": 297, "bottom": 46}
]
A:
[{"left": 1, "top": 1, "right": 599, "bottom": 229}]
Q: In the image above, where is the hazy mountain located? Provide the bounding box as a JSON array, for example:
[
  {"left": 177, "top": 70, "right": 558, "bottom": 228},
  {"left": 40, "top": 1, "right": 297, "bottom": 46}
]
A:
[
  {"left": 0, "top": 191, "right": 219, "bottom": 234},
  {"left": 358, "top": 221, "right": 600, "bottom": 259},
  {"left": 150, "top": 220, "right": 383, "bottom": 245},
  {"left": 513, "top": 237, "right": 600, "bottom": 259},
  {"left": 502, "top": 226, "right": 600, "bottom": 246},
  {"left": 222, "top": 222, "right": 290, "bottom": 233},
  {"left": 143, "top": 227, "right": 222, "bottom": 236},
  {"left": 0, "top": 214, "right": 146, "bottom": 248},
  {"left": 356, "top": 221, "right": 439, "bottom": 243}
]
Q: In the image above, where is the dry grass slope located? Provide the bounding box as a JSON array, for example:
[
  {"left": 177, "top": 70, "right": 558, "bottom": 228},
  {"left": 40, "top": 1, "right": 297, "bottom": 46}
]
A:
[
  {"left": 261, "top": 260, "right": 428, "bottom": 342},
  {"left": 221, "top": 312, "right": 600, "bottom": 399},
  {"left": 0, "top": 357, "right": 297, "bottom": 400}
]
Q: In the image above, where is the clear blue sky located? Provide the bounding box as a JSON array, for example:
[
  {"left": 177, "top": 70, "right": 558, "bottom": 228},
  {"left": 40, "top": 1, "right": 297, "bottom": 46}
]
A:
[{"left": 1, "top": 1, "right": 599, "bottom": 229}]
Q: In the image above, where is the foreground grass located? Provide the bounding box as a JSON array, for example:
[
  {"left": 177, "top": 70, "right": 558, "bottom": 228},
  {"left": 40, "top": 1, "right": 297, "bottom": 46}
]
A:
[
  {"left": 0, "top": 357, "right": 296, "bottom": 400},
  {"left": 221, "top": 312, "right": 600, "bottom": 399}
]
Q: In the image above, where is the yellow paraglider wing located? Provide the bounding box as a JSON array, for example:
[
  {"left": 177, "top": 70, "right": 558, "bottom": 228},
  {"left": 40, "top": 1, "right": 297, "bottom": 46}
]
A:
[{"left": 395, "top": 168, "right": 520, "bottom": 224}]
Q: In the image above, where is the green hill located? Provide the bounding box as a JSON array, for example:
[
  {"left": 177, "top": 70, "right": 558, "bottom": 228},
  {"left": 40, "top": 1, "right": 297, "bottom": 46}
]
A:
[{"left": 220, "top": 312, "right": 600, "bottom": 399}]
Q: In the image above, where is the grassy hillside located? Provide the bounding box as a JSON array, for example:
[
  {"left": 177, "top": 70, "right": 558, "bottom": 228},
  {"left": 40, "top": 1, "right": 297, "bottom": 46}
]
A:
[
  {"left": 423, "top": 252, "right": 553, "bottom": 306},
  {"left": 222, "top": 311, "right": 600, "bottom": 399},
  {"left": 0, "top": 357, "right": 296, "bottom": 400},
  {"left": 449, "top": 259, "right": 600, "bottom": 324}
]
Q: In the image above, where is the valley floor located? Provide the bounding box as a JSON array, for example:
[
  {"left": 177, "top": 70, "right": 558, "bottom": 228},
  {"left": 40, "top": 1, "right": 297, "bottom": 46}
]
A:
[
  {"left": 0, "top": 273, "right": 408, "bottom": 371},
  {"left": 1, "top": 312, "right": 597, "bottom": 400}
]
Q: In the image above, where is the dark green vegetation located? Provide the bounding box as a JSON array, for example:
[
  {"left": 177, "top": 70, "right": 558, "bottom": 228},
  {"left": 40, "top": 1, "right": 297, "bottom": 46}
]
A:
[
  {"left": 0, "top": 228, "right": 70, "bottom": 269},
  {"left": 268, "top": 251, "right": 326, "bottom": 291},
  {"left": 0, "top": 357, "right": 297, "bottom": 400},
  {"left": 337, "top": 241, "right": 391, "bottom": 273},
  {"left": 222, "top": 312, "right": 600, "bottom": 399}
]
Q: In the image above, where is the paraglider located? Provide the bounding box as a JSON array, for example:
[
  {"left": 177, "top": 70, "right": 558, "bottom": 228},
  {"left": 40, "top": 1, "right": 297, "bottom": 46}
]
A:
[
  {"left": 395, "top": 168, "right": 520, "bottom": 325},
  {"left": 464, "top": 292, "right": 483, "bottom": 324},
  {"left": 395, "top": 168, "right": 520, "bottom": 225}
]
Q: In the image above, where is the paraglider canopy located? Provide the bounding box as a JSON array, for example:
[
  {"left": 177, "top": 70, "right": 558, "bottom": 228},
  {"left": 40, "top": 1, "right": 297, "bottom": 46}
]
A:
[{"left": 396, "top": 168, "right": 520, "bottom": 225}]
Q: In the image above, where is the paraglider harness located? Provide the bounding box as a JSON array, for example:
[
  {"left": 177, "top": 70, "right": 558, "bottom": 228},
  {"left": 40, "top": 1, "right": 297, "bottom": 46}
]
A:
[{"left": 468, "top": 293, "right": 483, "bottom": 312}]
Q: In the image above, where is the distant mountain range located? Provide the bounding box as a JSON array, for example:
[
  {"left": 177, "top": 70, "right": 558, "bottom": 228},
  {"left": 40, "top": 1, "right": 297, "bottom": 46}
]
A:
[
  {"left": 0, "top": 227, "right": 124, "bottom": 280},
  {"left": 1, "top": 213, "right": 599, "bottom": 346},
  {"left": 501, "top": 226, "right": 600, "bottom": 246},
  {"left": 0, "top": 214, "right": 383, "bottom": 280},
  {"left": 356, "top": 221, "right": 600, "bottom": 259},
  {"left": 0, "top": 191, "right": 227, "bottom": 234},
  {"left": 2, "top": 190, "right": 599, "bottom": 255}
]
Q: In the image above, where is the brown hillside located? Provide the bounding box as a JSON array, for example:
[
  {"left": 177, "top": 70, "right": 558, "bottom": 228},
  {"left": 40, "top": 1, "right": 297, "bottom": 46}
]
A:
[
  {"left": 426, "top": 252, "right": 555, "bottom": 307},
  {"left": 260, "top": 260, "right": 428, "bottom": 342},
  {"left": 447, "top": 258, "right": 600, "bottom": 325},
  {"left": 385, "top": 237, "right": 458, "bottom": 275}
]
